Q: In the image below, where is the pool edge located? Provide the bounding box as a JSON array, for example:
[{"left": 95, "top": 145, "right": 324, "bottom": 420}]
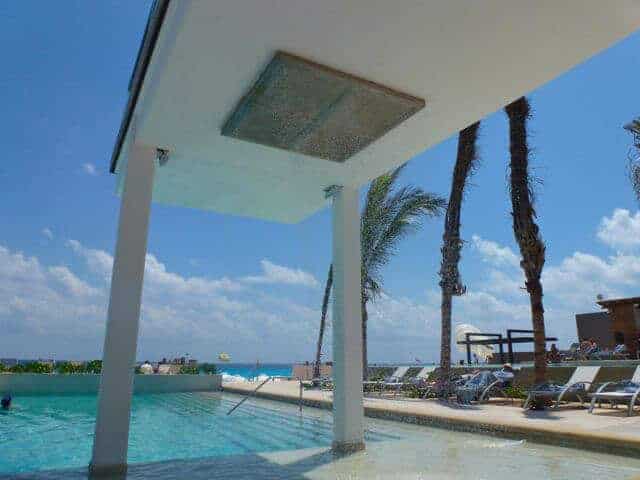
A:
[{"left": 222, "top": 385, "right": 640, "bottom": 459}]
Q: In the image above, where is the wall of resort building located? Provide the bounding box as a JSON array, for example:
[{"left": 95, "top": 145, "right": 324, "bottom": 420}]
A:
[
  {"left": 576, "top": 312, "right": 615, "bottom": 347},
  {"left": 576, "top": 305, "right": 640, "bottom": 350}
]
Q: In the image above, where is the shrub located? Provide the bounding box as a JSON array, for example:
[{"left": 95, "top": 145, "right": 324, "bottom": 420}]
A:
[
  {"left": 402, "top": 384, "right": 423, "bottom": 398},
  {"left": 9, "top": 364, "right": 25, "bottom": 373},
  {"left": 504, "top": 384, "right": 528, "bottom": 400},
  {"left": 179, "top": 365, "right": 198, "bottom": 375},
  {"left": 56, "top": 362, "right": 83, "bottom": 374},
  {"left": 22, "top": 362, "right": 53, "bottom": 374},
  {"left": 199, "top": 363, "right": 218, "bottom": 375},
  {"left": 85, "top": 360, "right": 102, "bottom": 374}
]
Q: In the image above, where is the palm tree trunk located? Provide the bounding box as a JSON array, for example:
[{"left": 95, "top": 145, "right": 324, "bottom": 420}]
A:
[
  {"left": 439, "top": 122, "right": 480, "bottom": 374},
  {"left": 528, "top": 282, "right": 546, "bottom": 383},
  {"left": 314, "top": 265, "right": 333, "bottom": 379},
  {"left": 440, "top": 292, "right": 453, "bottom": 371},
  {"left": 506, "top": 97, "right": 547, "bottom": 384},
  {"left": 361, "top": 296, "right": 368, "bottom": 380}
]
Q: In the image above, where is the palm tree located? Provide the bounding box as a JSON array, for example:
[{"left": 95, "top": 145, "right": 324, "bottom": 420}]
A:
[
  {"left": 505, "top": 97, "right": 547, "bottom": 384},
  {"left": 439, "top": 121, "right": 480, "bottom": 375},
  {"left": 313, "top": 264, "right": 332, "bottom": 379},
  {"left": 624, "top": 118, "right": 640, "bottom": 202},
  {"left": 314, "top": 167, "right": 446, "bottom": 380}
]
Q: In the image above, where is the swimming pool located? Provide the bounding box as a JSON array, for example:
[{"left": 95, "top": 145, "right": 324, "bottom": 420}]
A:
[
  {"left": 2, "top": 392, "right": 640, "bottom": 479},
  {"left": 0, "top": 392, "right": 396, "bottom": 475}
]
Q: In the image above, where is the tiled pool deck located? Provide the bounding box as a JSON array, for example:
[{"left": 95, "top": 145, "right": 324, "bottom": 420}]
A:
[{"left": 223, "top": 380, "right": 640, "bottom": 457}]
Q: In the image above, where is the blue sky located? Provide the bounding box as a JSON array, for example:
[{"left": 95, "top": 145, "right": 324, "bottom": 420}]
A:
[{"left": 2, "top": 1, "right": 640, "bottom": 363}]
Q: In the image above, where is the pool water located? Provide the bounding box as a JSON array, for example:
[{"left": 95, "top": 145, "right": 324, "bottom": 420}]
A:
[
  {"left": 2, "top": 392, "right": 640, "bottom": 479},
  {"left": 0, "top": 392, "right": 396, "bottom": 475}
]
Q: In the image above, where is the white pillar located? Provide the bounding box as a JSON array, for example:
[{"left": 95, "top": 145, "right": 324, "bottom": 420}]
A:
[
  {"left": 331, "top": 185, "right": 365, "bottom": 453},
  {"left": 90, "top": 144, "right": 157, "bottom": 476}
]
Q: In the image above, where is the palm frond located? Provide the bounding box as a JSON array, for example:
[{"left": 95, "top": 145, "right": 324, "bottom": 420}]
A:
[
  {"left": 361, "top": 166, "right": 405, "bottom": 272},
  {"left": 362, "top": 180, "right": 445, "bottom": 298}
]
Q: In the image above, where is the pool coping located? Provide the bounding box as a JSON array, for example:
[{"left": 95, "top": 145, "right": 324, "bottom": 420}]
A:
[{"left": 222, "top": 384, "right": 640, "bottom": 458}]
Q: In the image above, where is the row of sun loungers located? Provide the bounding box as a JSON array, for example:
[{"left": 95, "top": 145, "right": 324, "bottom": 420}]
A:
[
  {"left": 309, "top": 365, "right": 640, "bottom": 415},
  {"left": 363, "top": 366, "right": 438, "bottom": 396},
  {"left": 521, "top": 364, "right": 640, "bottom": 415},
  {"left": 363, "top": 366, "right": 411, "bottom": 396}
]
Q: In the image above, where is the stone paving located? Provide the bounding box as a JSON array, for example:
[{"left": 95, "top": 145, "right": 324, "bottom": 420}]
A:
[{"left": 224, "top": 379, "right": 640, "bottom": 457}]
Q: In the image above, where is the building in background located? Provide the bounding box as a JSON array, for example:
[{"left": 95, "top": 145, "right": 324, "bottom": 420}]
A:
[{"left": 576, "top": 296, "right": 640, "bottom": 357}]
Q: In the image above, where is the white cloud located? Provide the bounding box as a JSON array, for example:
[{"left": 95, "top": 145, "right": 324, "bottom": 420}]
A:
[
  {"left": 66, "top": 239, "right": 115, "bottom": 282},
  {"left": 471, "top": 234, "right": 520, "bottom": 267},
  {"left": 597, "top": 208, "right": 640, "bottom": 251},
  {"left": 542, "top": 251, "right": 640, "bottom": 306},
  {"left": 82, "top": 163, "right": 98, "bottom": 176},
  {"left": 484, "top": 269, "right": 525, "bottom": 296},
  {"left": 48, "top": 265, "right": 99, "bottom": 297},
  {"left": 243, "top": 259, "right": 319, "bottom": 288},
  {"left": 458, "top": 211, "right": 640, "bottom": 350},
  {"left": 0, "top": 245, "right": 105, "bottom": 341},
  {"left": 0, "top": 240, "right": 323, "bottom": 361},
  {"left": 7, "top": 206, "right": 640, "bottom": 362},
  {"left": 363, "top": 293, "right": 440, "bottom": 363},
  {"left": 41, "top": 228, "right": 53, "bottom": 240}
]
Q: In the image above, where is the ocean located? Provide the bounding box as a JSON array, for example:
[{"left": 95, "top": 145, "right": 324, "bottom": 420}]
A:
[{"left": 218, "top": 363, "right": 292, "bottom": 382}]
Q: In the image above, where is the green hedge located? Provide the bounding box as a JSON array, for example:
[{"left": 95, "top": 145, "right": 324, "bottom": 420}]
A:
[
  {"left": 0, "top": 360, "right": 103, "bottom": 375},
  {"left": 56, "top": 362, "right": 84, "bottom": 374},
  {"left": 0, "top": 360, "right": 221, "bottom": 375},
  {"left": 179, "top": 365, "right": 198, "bottom": 375},
  {"left": 55, "top": 360, "right": 102, "bottom": 374},
  {"left": 8, "top": 362, "right": 54, "bottom": 374},
  {"left": 199, "top": 363, "right": 218, "bottom": 374}
]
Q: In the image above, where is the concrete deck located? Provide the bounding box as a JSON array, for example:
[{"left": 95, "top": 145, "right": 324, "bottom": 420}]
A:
[{"left": 224, "top": 380, "right": 640, "bottom": 457}]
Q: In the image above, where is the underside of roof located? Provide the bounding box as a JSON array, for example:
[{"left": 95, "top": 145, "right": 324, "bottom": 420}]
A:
[{"left": 111, "top": 0, "right": 640, "bottom": 223}]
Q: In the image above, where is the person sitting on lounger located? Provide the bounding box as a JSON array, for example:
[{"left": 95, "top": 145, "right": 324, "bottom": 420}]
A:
[
  {"left": 456, "top": 371, "right": 496, "bottom": 404},
  {"left": 547, "top": 344, "right": 562, "bottom": 363},
  {"left": 578, "top": 339, "right": 596, "bottom": 359},
  {"left": 614, "top": 343, "right": 628, "bottom": 355},
  {"left": 493, "top": 364, "right": 515, "bottom": 387}
]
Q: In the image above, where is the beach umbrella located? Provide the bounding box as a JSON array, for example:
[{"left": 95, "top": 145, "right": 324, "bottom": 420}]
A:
[{"left": 455, "top": 324, "right": 494, "bottom": 361}]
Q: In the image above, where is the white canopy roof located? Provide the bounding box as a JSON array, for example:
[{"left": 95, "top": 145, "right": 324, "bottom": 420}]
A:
[{"left": 112, "top": 0, "right": 640, "bottom": 223}]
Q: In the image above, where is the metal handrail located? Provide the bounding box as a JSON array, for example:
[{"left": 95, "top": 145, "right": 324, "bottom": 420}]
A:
[{"left": 226, "top": 376, "right": 271, "bottom": 415}]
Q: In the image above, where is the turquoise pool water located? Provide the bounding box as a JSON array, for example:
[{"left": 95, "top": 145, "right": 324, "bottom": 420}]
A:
[
  {"left": 0, "top": 392, "right": 396, "bottom": 475},
  {"left": 2, "top": 392, "right": 640, "bottom": 479}
]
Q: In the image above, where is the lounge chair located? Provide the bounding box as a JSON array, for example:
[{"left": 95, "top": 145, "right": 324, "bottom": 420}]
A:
[
  {"left": 409, "top": 366, "right": 437, "bottom": 388},
  {"left": 456, "top": 370, "right": 513, "bottom": 404},
  {"left": 314, "top": 376, "right": 333, "bottom": 390},
  {"left": 421, "top": 372, "right": 461, "bottom": 399},
  {"left": 364, "top": 366, "right": 410, "bottom": 396},
  {"left": 523, "top": 366, "right": 600, "bottom": 409},
  {"left": 301, "top": 374, "right": 334, "bottom": 390},
  {"left": 589, "top": 365, "right": 640, "bottom": 416}
]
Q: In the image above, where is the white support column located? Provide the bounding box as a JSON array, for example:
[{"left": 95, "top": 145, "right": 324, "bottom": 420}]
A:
[
  {"left": 331, "top": 185, "right": 365, "bottom": 453},
  {"left": 90, "top": 144, "right": 157, "bottom": 476}
]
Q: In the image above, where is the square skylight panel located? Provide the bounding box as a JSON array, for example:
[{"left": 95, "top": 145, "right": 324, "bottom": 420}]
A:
[{"left": 222, "top": 52, "right": 425, "bottom": 163}]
